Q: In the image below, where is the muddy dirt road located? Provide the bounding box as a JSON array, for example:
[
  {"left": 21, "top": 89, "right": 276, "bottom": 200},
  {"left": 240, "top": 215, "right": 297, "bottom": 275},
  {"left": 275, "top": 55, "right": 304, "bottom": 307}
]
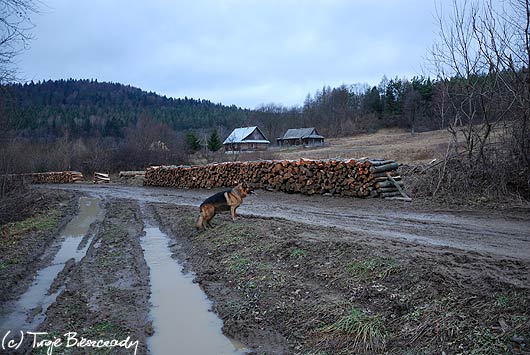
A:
[
  {"left": 41, "top": 184, "right": 530, "bottom": 261},
  {"left": 2, "top": 185, "right": 529, "bottom": 354}
]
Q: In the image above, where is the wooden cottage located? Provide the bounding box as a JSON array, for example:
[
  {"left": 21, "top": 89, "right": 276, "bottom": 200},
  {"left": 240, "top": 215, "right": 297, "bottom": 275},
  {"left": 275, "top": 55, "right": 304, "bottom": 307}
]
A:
[
  {"left": 277, "top": 128, "right": 325, "bottom": 147},
  {"left": 223, "top": 126, "right": 270, "bottom": 152}
]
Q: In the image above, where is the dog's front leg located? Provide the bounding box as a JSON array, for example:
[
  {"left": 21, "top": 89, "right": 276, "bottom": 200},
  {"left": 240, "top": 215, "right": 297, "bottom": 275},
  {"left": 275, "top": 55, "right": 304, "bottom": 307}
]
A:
[{"left": 230, "top": 206, "right": 236, "bottom": 222}]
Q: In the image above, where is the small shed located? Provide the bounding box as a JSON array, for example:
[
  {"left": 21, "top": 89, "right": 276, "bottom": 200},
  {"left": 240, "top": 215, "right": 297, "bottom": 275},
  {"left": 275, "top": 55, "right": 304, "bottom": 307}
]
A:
[
  {"left": 277, "top": 128, "right": 325, "bottom": 147},
  {"left": 223, "top": 126, "right": 270, "bottom": 152}
]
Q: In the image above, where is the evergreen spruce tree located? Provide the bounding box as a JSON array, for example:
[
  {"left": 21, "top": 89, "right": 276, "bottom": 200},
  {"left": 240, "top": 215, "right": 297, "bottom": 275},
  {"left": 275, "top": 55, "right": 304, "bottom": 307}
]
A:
[
  {"left": 185, "top": 131, "right": 201, "bottom": 152},
  {"left": 207, "top": 129, "right": 222, "bottom": 152}
]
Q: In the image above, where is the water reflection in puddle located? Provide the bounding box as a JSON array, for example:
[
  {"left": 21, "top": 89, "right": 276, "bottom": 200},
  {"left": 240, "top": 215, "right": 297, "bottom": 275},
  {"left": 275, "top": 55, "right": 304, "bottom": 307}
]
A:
[{"left": 142, "top": 225, "right": 247, "bottom": 354}]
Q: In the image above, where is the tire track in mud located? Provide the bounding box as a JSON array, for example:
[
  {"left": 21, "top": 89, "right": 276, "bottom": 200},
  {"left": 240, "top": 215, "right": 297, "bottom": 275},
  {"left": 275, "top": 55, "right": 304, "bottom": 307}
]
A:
[
  {"left": 32, "top": 199, "right": 150, "bottom": 355},
  {"left": 41, "top": 184, "right": 530, "bottom": 261},
  {"left": 0, "top": 197, "right": 102, "bottom": 340}
]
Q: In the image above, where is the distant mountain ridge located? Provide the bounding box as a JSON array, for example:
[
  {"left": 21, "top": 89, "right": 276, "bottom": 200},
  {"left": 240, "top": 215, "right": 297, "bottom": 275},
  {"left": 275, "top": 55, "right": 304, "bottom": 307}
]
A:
[{"left": 0, "top": 79, "right": 251, "bottom": 138}]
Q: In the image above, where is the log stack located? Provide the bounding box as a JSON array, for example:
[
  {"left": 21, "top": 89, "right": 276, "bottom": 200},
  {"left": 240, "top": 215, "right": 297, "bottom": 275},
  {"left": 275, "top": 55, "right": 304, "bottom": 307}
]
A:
[
  {"left": 144, "top": 158, "right": 404, "bottom": 198},
  {"left": 27, "top": 171, "right": 84, "bottom": 184},
  {"left": 93, "top": 172, "right": 110, "bottom": 184},
  {"left": 370, "top": 160, "right": 406, "bottom": 198}
]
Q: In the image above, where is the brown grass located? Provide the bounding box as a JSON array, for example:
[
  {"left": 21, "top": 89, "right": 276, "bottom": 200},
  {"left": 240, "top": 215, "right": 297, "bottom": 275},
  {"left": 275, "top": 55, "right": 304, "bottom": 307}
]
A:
[{"left": 273, "top": 128, "right": 456, "bottom": 164}]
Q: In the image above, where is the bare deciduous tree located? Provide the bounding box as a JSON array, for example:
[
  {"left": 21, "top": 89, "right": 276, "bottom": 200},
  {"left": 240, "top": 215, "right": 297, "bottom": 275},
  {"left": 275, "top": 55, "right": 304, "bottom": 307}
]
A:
[
  {"left": 432, "top": 0, "right": 529, "bottom": 161},
  {"left": 0, "top": 0, "right": 39, "bottom": 195},
  {"left": 430, "top": 0, "right": 530, "bottom": 197},
  {"left": 0, "top": 0, "right": 39, "bottom": 83}
]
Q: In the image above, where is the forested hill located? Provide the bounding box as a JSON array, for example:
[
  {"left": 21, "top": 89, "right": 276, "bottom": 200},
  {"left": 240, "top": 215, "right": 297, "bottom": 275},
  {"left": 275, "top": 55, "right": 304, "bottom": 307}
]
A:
[{"left": 0, "top": 79, "right": 251, "bottom": 138}]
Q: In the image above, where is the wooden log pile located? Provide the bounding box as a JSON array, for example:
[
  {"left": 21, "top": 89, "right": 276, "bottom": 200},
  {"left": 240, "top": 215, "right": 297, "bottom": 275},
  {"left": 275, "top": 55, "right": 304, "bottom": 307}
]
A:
[
  {"left": 370, "top": 160, "right": 407, "bottom": 198},
  {"left": 144, "top": 159, "right": 404, "bottom": 198},
  {"left": 27, "top": 171, "right": 84, "bottom": 184},
  {"left": 93, "top": 172, "right": 110, "bottom": 184}
]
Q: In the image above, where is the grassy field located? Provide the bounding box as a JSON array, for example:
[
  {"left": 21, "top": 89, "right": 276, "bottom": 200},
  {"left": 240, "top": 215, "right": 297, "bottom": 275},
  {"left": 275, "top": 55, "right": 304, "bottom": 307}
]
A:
[{"left": 273, "top": 128, "right": 456, "bottom": 164}]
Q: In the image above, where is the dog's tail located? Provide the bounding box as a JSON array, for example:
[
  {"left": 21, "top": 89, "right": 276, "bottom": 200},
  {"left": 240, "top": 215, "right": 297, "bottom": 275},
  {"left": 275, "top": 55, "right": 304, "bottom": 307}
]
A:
[{"left": 196, "top": 206, "right": 205, "bottom": 230}]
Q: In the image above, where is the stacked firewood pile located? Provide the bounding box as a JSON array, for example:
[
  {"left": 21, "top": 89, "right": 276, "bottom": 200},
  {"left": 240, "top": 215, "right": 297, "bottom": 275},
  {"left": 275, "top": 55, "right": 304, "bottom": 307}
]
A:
[
  {"left": 93, "top": 172, "right": 110, "bottom": 184},
  {"left": 144, "top": 159, "right": 404, "bottom": 198},
  {"left": 371, "top": 160, "right": 407, "bottom": 198},
  {"left": 27, "top": 171, "right": 84, "bottom": 184}
]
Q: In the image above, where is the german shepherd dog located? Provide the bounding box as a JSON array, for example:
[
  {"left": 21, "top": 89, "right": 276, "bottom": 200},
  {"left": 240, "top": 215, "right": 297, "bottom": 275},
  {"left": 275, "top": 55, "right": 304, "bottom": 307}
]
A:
[{"left": 196, "top": 181, "right": 253, "bottom": 230}]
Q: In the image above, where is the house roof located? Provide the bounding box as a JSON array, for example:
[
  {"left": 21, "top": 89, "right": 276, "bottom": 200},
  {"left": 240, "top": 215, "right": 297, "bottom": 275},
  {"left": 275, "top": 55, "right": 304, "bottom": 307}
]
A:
[
  {"left": 223, "top": 126, "right": 270, "bottom": 144},
  {"left": 279, "top": 128, "right": 324, "bottom": 140}
]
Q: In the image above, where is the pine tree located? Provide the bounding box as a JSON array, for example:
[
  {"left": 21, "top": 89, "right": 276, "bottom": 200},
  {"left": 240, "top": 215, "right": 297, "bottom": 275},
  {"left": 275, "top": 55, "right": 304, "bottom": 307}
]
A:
[
  {"left": 185, "top": 131, "right": 201, "bottom": 152},
  {"left": 207, "top": 129, "right": 222, "bottom": 152}
]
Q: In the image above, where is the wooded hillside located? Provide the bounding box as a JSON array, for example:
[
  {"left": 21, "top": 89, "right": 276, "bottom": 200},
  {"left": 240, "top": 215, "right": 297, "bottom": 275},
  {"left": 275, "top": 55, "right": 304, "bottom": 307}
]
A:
[
  {"left": 1, "top": 77, "right": 439, "bottom": 143},
  {"left": 0, "top": 79, "right": 251, "bottom": 138}
]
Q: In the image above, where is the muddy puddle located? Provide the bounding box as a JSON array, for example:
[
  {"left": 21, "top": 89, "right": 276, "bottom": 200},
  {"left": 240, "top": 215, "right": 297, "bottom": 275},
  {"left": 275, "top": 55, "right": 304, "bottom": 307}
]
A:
[
  {"left": 0, "top": 197, "right": 103, "bottom": 334},
  {"left": 141, "top": 224, "right": 246, "bottom": 354}
]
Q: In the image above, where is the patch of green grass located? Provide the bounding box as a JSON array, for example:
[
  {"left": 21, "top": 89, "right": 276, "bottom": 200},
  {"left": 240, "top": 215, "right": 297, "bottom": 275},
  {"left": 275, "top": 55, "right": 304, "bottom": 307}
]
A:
[
  {"left": 97, "top": 245, "right": 125, "bottom": 271},
  {"left": 405, "top": 306, "right": 422, "bottom": 322},
  {"left": 225, "top": 253, "right": 252, "bottom": 275},
  {"left": 219, "top": 222, "right": 254, "bottom": 237},
  {"left": 321, "top": 307, "right": 386, "bottom": 351},
  {"left": 379, "top": 259, "right": 398, "bottom": 278},
  {"left": 213, "top": 234, "right": 245, "bottom": 248},
  {"left": 3, "top": 209, "right": 62, "bottom": 236},
  {"left": 211, "top": 223, "right": 256, "bottom": 249},
  {"left": 491, "top": 291, "right": 528, "bottom": 312},
  {"left": 468, "top": 327, "right": 507, "bottom": 355},
  {"left": 436, "top": 293, "right": 458, "bottom": 310},
  {"left": 246, "top": 280, "right": 258, "bottom": 289},
  {"left": 348, "top": 258, "right": 378, "bottom": 274},
  {"left": 291, "top": 248, "right": 307, "bottom": 258},
  {"left": 82, "top": 321, "right": 130, "bottom": 355},
  {"left": 258, "top": 265, "right": 286, "bottom": 289},
  {"left": 104, "top": 224, "right": 124, "bottom": 240},
  {"left": 346, "top": 257, "right": 398, "bottom": 280},
  {"left": 86, "top": 321, "right": 125, "bottom": 338},
  {"left": 494, "top": 293, "right": 510, "bottom": 308}
]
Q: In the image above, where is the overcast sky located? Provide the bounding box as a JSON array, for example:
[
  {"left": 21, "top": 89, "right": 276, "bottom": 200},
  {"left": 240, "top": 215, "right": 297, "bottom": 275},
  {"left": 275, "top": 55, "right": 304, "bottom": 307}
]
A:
[{"left": 20, "top": 0, "right": 440, "bottom": 109}]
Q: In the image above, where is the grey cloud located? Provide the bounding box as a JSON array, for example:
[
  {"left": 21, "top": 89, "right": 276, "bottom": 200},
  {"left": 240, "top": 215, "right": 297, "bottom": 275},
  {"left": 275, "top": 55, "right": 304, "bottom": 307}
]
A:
[{"left": 20, "top": 0, "right": 439, "bottom": 108}]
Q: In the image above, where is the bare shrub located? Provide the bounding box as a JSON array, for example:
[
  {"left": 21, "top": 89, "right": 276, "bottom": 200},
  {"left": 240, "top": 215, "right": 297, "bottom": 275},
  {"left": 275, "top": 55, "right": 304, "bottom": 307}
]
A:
[{"left": 405, "top": 152, "right": 530, "bottom": 202}]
